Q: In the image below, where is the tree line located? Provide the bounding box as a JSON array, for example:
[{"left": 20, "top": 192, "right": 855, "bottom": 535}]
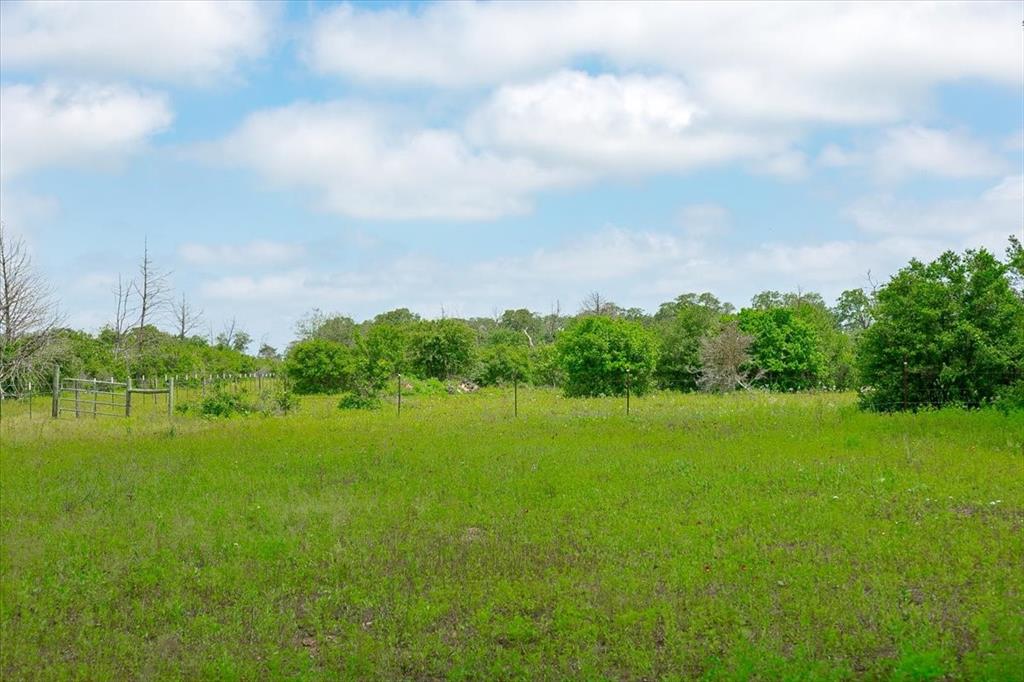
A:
[
  {"left": 282, "top": 238, "right": 1023, "bottom": 411},
  {"left": 2, "top": 218, "right": 1021, "bottom": 411}
]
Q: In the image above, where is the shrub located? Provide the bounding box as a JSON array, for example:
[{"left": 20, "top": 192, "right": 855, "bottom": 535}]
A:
[
  {"left": 254, "top": 385, "right": 299, "bottom": 416},
  {"left": 992, "top": 380, "right": 1024, "bottom": 414},
  {"left": 284, "top": 339, "right": 355, "bottom": 394},
  {"left": 178, "top": 383, "right": 299, "bottom": 418},
  {"left": 192, "top": 387, "right": 250, "bottom": 418},
  {"left": 475, "top": 343, "right": 531, "bottom": 386},
  {"left": 858, "top": 248, "right": 1024, "bottom": 411},
  {"left": 737, "top": 308, "right": 824, "bottom": 390},
  {"left": 529, "top": 344, "right": 563, "bottom": 387},
  {"left": 338, "top": 391, "right": 382, "bottom": 410},
  {"left": 409, "top": 319, "right": 477, "bottom": 380},
  {"left": 556, "top": 316, "right": 658, "bottom": 397},
  {"left": 406, "top": 376, "right": 447, "bottom": 396}
]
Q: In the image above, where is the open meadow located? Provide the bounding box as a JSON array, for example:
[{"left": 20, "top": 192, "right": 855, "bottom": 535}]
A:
[{"left": 1, "top": 390, "right": 1022, "bottom": 680}]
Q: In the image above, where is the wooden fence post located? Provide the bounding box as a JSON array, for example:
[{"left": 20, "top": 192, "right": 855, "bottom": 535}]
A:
[
  {"left": 125, "top": 378, "right": 132, "bottom": 417},
  {"left": 168, "top": 377, "right": 175, "bottom": 417}
]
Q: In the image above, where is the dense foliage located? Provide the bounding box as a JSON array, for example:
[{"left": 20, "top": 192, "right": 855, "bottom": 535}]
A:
[
  {"left": 555, "top": 316, "right": 659, "bottom": 397},
  {"left": 857, "top": 247, "right": 1024, "bottom": 410},
  {"left": 49, "top": 326, "right": 257, "bottom": 385},
  {"left": 284, "top": 339, "right": 354, "bottom": 394},
  {"left": 737, "top": 308, "right": 824, "bottom": 390}
]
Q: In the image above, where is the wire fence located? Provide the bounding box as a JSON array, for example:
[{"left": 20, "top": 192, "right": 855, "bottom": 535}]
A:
[
  {"left": 0, "top": 372, "right": 282, "bottom": 421},
  {"left": 0, "top": 366, "right": 1019, "bottom": 421}
]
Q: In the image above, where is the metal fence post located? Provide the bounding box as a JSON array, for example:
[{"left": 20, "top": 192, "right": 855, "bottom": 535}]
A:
[
  {"left": 51, "top": 367, "right": 59, "bottom": 418},
  {"left": 902, "top": 359, "right": 908, "bottom": 411},
  {"left": 625, "top": 369, "right": 631, "bottom": 416}
]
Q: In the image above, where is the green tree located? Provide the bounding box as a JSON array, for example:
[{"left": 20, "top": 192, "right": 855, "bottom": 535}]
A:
[
  {"left": 738, "top": 307, "right": 824, "bottom": 390},
  {"left": 556, "top": 316, "right": 659, "bottom": 397},
  {"left": 857, "top": 246, "right": 1024, "bottom": 410},
  {"left": 653, "top": 292, "right": 731, "bottom": 391},
  {"left": 373, "top": 308, "right": 421, "bottom": 326},
  {"left": 409, "top": 319, "right": 477, "bottom": 380},
  {"left": 354, "top": 323, "right": 410, "bottom": 390},
  {"left": 296, "top": 309, "right": 358, "bottom": 346},
  {"left": 476, "top": 343, "right": 531, "bottom": 386},
  {"left": 498, "top": 308, "right": 543, "bottom": 347},
  {"left": 529, "top": 344, "right": 563, "bottom": 387},
  {"left": 283, "top": 338, "right": 355, "bottom": 394},
  {"left": 833, "top": 288, "right": 874, "bottom": 332}
]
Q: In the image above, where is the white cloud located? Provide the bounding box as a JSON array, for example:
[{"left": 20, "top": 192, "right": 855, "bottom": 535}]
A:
[
  {"left": 307, "top": 2, "right": 1021, "bottom": 124},
  {"left": 871, "top": 126, "right": 1007, "bottom": 181},
  {"left": 847, "top": 175, "right": 1023, "bottom": 250},
  {"left": 204, "top": 101, "right": 578, "bottom": 221},
  {"left": 179, "top": 240, "right": 306, "bottom": 267},
  {"left": 818, "top": 126, "right": 1008, "bottom": 182},
  {"left": 0, "top": 0, "right": 272, "bottom": 84},
  {"left": 750, "top": 150, "right": 809, "bottom": 181},
  {"left": 468, "top": 70, "right": 777, "bottom": 174},
  {"left": 0, "top": 82, "right": 172, "bottom": 179}
]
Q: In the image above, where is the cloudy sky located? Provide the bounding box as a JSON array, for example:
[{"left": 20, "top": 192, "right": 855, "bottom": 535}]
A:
[{"left": 1, "top": 1, "right": 1021, "bottom": 348}]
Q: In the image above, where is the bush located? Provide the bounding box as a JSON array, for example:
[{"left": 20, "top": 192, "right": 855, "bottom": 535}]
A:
[
  {"left": 556, "top": 316, "right": 658, "bottom": 397},
  {"left": 858, "top": 248, "right": 1024, "bottom": 411},
  {"left": 338, "top": 391, "right": 382, "bottom": 410},
  {"left": 475, "top": 343, "right": 530, "bottom": 386},
  {"left": 254, "top": 385, "right": 300, "bottom": 416},
  {"left": 190, "top": 387, "right": 250, "bottom": 418},
  {"left": 409, "top": 319, "right": 477, "bottom": 380},
  {"left": 992, "top": 380, "right": 1024, "bottom": 414},
  {"left": 737, "top": 308, "right": 824, "bottom": 390},
  {"left": 284, "top": 339, "right": 355, "bottom": 394},
  {"left": 403, "top": 377, "right": 447, "bottom": 396},
  {"left": 529, "top": 344, "right": 563, "bottom": 387},
  {"left": 177, "top": 383, "right": 299, "bottom": 418}
]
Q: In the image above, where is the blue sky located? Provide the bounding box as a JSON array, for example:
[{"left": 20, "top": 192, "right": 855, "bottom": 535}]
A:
[{"left": 1, "top": 1, "right": 1021, "bottom": 350}]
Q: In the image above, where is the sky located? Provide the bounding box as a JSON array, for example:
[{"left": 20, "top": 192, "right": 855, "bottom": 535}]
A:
[{"left": 1, "top": 0, "right": 1022, "bottom": 350}]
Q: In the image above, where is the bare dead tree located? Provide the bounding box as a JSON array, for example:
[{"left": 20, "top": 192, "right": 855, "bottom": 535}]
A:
[
  {"left": 172, "top": 292, "right": 203, "bottom": 340},
  {"left": 697, "top": 321, "right": 762, "bottom": 393},
  {"left": 579, "top": 291, "right": 618, "bottom": 317},
  {"left": 112, "top": 274, "right": 135, "bottom": 343},
  {"left": 580, "top": 291, "right": 605, "bottom": 316},
  {"left": 217, "top": 316, "right": 238, "bottom": 348},
  {"left": 0, "top": 221, "right": 63, "bottom": 395},
  {"left": 133, "top": 239, "right": 172, "bottom": 352}
]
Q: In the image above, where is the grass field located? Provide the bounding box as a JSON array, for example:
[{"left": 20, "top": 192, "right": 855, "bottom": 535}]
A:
[{"left": 1, "top": 390, "right": 1022, "bottom": 680}]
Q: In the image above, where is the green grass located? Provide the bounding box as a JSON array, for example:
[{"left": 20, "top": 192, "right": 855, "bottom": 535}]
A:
[{"left": 1, "top": 390, "right": 1022, "bottom": 680}]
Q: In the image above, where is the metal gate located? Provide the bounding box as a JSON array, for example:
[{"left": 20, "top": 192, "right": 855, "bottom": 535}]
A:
[{"left": 51, "top": 370, "right": 173, "bottom": 418}]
